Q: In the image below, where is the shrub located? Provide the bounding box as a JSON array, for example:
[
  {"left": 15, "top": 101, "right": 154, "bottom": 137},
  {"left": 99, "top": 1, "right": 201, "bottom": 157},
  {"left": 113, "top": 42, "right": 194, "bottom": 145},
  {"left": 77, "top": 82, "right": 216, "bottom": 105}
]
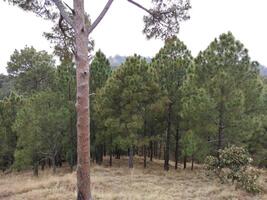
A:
[{"left": 205, "top": 145, "right": 261, "bottom": 194}]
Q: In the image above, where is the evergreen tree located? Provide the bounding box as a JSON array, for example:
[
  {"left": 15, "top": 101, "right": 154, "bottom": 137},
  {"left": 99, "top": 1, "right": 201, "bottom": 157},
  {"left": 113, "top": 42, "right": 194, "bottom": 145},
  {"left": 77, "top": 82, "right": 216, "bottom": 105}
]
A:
[
  {"left": 194, "top": 32, "right": 263, "bottom": 155},
  {"left": 97, "top": 55, "right": 161, "bottom": 168},
  {"left": 152, "top": 36, "right": 192, "bottom": 170},
  {"left": 7, "top": 46, "right": 56, "bottom": 95},
  {"left": 0, "top": 92, "right": 22, "bottom": 171},
  {"left": 13, "top": 91, "right": 69, "bottom": 175},
  {"left": 90, "top": 50, "right": 111, "bottom": 165}
]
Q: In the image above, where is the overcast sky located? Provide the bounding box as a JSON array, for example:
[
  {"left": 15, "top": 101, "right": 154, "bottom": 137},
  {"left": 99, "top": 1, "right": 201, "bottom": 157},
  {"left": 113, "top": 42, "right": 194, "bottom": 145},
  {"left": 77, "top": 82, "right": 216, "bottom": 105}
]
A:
[{"left": 0, "top": 0, "right": 267, "bottom": 74}]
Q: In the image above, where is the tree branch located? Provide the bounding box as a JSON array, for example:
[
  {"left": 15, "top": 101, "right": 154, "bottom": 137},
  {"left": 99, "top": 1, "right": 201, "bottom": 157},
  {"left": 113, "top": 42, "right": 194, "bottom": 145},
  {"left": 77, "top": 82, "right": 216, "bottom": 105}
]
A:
[
  {"left": 87, "top": 0, "right": 114, "bottom": 35},
  {"left": 52, "top": 0, "right": 74, "bottom": 29},
  {"left": 127, "top": 0, "right": 153, "bottom": 15},
  {"left": 63, "top": 1, "right": 75, "bottom": 14}
]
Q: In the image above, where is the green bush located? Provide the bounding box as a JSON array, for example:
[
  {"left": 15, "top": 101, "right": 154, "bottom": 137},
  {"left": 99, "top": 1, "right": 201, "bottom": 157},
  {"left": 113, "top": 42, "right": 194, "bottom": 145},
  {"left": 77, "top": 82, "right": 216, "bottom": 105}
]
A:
[{"left": 205, "top": 145, "right": 261, "bottom": 194}]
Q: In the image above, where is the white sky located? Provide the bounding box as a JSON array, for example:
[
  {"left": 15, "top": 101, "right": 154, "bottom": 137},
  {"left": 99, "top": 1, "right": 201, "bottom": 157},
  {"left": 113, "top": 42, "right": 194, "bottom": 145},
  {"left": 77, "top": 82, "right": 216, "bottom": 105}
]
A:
[{"left": 0, "top": 0, "right": 267, "bottom": 74}]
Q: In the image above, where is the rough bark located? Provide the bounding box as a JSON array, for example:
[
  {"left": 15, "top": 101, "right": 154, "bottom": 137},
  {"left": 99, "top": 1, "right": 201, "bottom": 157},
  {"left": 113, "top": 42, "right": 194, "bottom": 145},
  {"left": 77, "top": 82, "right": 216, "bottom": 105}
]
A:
[
  {"left": 164, "top": 104, "right": 172, "bottom": 171},
  {"left": 74, "top": 0, "right": 91, "bottom": 199}
]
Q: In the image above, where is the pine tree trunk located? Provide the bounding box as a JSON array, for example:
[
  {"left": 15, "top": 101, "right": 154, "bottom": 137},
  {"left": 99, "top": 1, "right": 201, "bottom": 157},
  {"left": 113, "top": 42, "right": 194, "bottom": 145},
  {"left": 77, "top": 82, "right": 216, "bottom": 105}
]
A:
[
  {"left": 128, "top": 146, "right": 134, "bottom": 168},
  {"left": 41, "top": 160, "right": 45, "bottom": 171},
  {"left": 103, "top": 142, "right": 107, "bottom": 157},
  {"left": 74, "top": 0, "right": 91, "bottom": 199},
  {"left": 218, "top": 119, "right": 224, "bottom": 151},
  {"left": 48, "top": 158, "right": 51, "bottom": 168},
  {"left": 143, "top": 119, "right": 147, "bottom": 168},
  {"left": 175, "top": 121, "right": 180, "bottom": 170},
  {"left": 218, "top": 87, "right": 225, "bottom": 155},
  {"left": 94, "top": 147, "right": 98, "bottom": 164},
  {"left": 109, "top": 151, "right": 112, "bottom": 167},
  {"left": 159, "top": 142, "right": 162, "bottom": 159},
  {"left": 144, "top": 145, "right": 147, "bottom": 168},
  {"left": 101, "top": 145, "right": 104, "bottom": 163},
  {"left": 154, "top": 142, "right": 157, "bottom": 158},
  {"left": 149, "top": 141, "right": 153, "bottom": 162},
  {"left": 164, "top": 104, "right": 172, "bottom": 171},
  {"left": 191, "top": 155, "right": 194, "bottom": 171},
  {"left": 115, "top": 147, "right": 120, "bottom": 159},
  {"left": 52, "top": 155, "right": 56, "bottom": 174},
  {"left": 183, "top": 155, "right": 187, "bottom": 169},
  {"left": 109, "top": 133, "right": 113, "bottom": 166},
  {"left": 68, "top": 78, "right": 76, "bottom": 171},
  {"left": 33, "top": 163, "right": 39, "bottom": 176}
]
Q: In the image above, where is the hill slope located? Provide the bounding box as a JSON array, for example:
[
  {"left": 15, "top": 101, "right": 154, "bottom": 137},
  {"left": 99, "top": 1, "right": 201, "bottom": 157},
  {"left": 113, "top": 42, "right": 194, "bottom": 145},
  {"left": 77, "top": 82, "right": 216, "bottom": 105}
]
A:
[
  {"left": 0, "top": 157, "right": 266, "bottom": 200},
  {"left": 260, "top": 65, "right": 267, "bottom": 76}
]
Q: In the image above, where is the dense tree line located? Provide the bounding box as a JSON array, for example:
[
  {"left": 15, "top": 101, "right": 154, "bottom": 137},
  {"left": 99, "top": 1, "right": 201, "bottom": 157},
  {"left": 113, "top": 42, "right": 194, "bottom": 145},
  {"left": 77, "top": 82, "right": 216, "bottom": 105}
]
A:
[{"left": 0, "top": 32, "right": 266, "bottom": 176}]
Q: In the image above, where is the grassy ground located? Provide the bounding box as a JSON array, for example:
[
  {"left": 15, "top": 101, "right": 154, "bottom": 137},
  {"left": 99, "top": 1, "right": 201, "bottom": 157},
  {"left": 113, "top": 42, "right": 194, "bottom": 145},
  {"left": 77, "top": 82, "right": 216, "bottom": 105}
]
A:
[{"left": 0, "top": 157, "right": 266, "bottom": 200}]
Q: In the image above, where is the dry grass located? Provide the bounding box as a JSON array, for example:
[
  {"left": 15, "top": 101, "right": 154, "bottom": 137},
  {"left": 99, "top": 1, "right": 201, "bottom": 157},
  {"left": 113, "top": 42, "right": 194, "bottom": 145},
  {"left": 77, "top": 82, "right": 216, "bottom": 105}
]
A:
[{"left": 0, "top": 157, "right": 266, "bottom": 200}]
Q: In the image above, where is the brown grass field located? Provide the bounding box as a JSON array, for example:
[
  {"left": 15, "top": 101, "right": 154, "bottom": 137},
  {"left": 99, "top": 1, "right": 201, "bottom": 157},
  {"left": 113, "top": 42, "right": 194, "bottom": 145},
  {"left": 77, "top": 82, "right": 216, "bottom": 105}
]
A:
[{"left": 0, "top": 157, "right": 266, "bottom": 200}]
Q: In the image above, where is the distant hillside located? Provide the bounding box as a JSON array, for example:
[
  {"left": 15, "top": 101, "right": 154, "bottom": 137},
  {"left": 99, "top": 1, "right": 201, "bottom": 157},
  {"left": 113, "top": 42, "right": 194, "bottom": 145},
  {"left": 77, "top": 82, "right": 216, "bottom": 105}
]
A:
[
  {"left": 260, "top": 65, "right": 267, "bottom": 76},
  {"left": 108, "top": 57, "right": 267, "bottom": 77},
  {"left": 108, "top": 55, "right": 152, "bottom": 69},
  {"left": 108, "top": 55, "right": 127, "bottom": 69}
]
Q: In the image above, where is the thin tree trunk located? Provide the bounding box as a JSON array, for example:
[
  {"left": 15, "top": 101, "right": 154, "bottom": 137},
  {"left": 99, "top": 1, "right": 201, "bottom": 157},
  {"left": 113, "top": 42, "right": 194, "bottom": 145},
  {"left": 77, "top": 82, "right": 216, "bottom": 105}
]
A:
[
  {"left": 218, "top": 118, "right": 224, "bottom": 151},
  {"left": 183, "top": 155, "right": 187, "bottom": 169},
  {"left": 74, "top": 0, "right": 91, "bottom": 199},
  {"left": 191, "top": 155, "right": 194, "bottom": 171},
  {"left": 33, "top": 162, "right": 39, "bottom": 176},
  {"left": 118, "top": 149, "right": 120, "bottom": 159},
  {"left": 109, "top": 151, "right": 112, "bottom": 167},
  {"left": 164, "top": 104, "right": 172, "bottom": 171},
  {"left": 58, "top": 153, "right": 62, "bottom": 167},
  {"left": 175, "top": 121, "right": 180, "bottom": 170},
  {"left": 68, "top": 78, "right": 75, "bottom": 171},
  {"left": 48, "top": 158, "right": 51, "bottom": 168},
  {"left": 217, "top": 87, "right": 225, "bottom": 158},
  {"left": 154, "top": 142, "right": 157, "bottom": 158},
  {"left": 128, "top": 146, "right": 134, "bottom": 168},
  {"left": 149, "top": 141, "right": 153, "bottom": 162},
  {"left": 41, "top": 160, "right": 45, "bottom": 171},
  {"left": 94, "top": 146, "right": 98, "bottom": 164},
  {"left": 159, "top": 142, "right": 162, "bottom": 159},
  {"left": 100, "top": 145, "right": 104, "bottom": 163},
  {"left": 103, "top": 142, "right": 107, "bottom": 157},
  {"left": 144, "top": 145, "right": 147, "bottom": 168},
  {"left": 143, "top": 119, "right": 147, "bottom": 168},
  {"left": 109, "top": 133, "right": 113, "bottom": 167},
  {"left": 52, "top": 155, "right": 56, "bottom": 174}
]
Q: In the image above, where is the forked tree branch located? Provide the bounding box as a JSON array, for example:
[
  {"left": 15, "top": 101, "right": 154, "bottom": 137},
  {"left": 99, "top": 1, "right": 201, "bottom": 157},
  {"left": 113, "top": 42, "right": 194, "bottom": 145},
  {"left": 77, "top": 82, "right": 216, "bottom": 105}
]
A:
[
  {"left": 52, "top": 0, "right": 74, "bottom": 29},
  {"left": 87, "top": 0, "right": 114, "bottom": 35}
]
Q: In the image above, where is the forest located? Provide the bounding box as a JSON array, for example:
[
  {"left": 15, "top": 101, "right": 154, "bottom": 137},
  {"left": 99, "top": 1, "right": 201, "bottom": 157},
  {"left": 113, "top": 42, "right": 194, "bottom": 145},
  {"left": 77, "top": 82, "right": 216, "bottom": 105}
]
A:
[
  {"left": 0, "top": 0, "right": 267, "bottom": 199},
  {"left": 1, "top": 31, "right": 267, "bottom": 181}
]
